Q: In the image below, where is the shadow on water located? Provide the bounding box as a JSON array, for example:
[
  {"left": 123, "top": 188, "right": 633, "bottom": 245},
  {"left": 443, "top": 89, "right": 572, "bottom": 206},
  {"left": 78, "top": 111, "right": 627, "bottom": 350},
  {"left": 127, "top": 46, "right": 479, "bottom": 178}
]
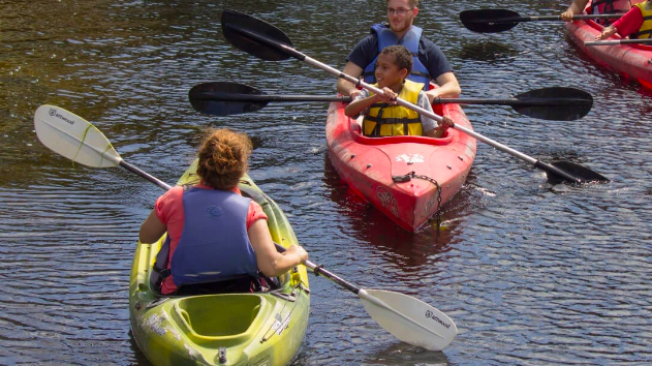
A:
[
  {"left": 322, "top": 153, "right": 477, "bottom": 270},
  {"left": 363, "top": 342, "right": 450, "bottom": 366},
  {"left": 128, "top": 331, "right": 153, "bottom": 366},
  {"left": 456, "top": 40, "right": 521, "bottom": 64}
]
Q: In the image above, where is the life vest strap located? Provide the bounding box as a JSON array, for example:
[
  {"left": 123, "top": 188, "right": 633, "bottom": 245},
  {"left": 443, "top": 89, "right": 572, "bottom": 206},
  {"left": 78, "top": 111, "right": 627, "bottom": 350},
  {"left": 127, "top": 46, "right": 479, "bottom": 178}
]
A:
[
  {"left": 632, "top": 29, "right": 652, "bottom": 38},
  {"left": 364, "top": 115, "right": 421, "bottom": 124},
  {"left": 362, "top": 70, "right": 430, "bottom": 79}
]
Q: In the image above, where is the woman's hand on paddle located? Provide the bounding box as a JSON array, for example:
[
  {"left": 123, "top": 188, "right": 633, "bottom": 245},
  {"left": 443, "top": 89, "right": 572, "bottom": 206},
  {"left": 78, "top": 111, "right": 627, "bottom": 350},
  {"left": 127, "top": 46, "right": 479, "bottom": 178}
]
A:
[
  {"left": 286, "top": 244, "right": 309, "bottom": 264},
  {"left": 596, "top": 26, "right": 618, "bottom": 40}
]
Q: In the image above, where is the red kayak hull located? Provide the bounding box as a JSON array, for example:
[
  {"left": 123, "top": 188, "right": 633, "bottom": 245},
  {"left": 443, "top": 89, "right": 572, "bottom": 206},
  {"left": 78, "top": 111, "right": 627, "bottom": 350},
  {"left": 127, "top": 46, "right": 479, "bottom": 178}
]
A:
[
  {"left": 325, "top": 101, "right": 476, "bottom": 232},
  {"left": 566, "top": 19, "right": 652, "bottom": 89}
]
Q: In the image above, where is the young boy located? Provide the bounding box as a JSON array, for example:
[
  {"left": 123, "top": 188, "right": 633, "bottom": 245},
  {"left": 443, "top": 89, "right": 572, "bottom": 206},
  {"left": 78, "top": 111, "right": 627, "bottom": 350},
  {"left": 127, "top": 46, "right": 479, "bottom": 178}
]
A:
[{"left": 344, "top": 45, "right": 453, "bottom": 138}]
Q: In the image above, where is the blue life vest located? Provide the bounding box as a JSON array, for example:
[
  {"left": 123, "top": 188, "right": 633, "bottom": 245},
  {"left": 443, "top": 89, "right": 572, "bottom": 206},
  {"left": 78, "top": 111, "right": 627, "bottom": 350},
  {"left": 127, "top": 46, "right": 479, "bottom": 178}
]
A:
[
  {"left": 362, "top": 24, "right": 431, "bottom": 89},
  {"left": 168, "top": 186, "right": 259, "bottom": 288}
]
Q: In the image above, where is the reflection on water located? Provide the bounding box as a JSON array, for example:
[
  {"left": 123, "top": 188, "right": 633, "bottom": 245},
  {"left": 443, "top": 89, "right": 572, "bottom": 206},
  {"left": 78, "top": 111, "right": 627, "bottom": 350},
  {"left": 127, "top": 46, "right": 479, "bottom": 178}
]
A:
[
  {"left": 2, "top": 0, "right": 652, "bottom": 365},
  {"left": 322, "top": 153, "right": 478, "bottom": 270},
  {"left": 364, "top": 343, "right": 450, "bottom": 365},
  {"left": 456, "top": 40, "right": 521, "bottom": 64}
]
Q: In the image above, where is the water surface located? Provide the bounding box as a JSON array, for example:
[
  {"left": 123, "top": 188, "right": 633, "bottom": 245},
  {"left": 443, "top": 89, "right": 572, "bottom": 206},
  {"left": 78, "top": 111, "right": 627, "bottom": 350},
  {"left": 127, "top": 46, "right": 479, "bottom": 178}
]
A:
[{"left": 1, "top": 0, "right": 651, "bottom": 365}]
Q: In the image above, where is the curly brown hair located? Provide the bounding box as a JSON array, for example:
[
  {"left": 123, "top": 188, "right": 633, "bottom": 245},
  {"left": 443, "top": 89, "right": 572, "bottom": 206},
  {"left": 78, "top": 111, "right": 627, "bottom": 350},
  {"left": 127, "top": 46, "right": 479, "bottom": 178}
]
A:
[
  {"left": 380, "top": 45, "right": 413, "bottom": 75},
  {"left": 196, "top": 128, "right": 252, "bottom": 190}
]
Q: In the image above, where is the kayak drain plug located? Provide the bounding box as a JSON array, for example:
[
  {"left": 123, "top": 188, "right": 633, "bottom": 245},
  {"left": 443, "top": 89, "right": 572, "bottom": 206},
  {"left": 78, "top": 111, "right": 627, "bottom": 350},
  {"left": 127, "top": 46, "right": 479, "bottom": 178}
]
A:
[{"left": 218, "top": 347, "right": 227, "bottom": 364}]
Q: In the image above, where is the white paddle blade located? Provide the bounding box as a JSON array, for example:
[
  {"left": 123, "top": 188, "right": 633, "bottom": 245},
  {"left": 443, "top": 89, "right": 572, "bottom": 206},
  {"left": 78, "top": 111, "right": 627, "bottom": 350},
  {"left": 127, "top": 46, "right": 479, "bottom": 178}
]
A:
[
  {"left": 359, "top": 289, "right": 457, "bottom": 351},
  {"left": 34, "top": 105, "right": 121, "bottom": 168}
]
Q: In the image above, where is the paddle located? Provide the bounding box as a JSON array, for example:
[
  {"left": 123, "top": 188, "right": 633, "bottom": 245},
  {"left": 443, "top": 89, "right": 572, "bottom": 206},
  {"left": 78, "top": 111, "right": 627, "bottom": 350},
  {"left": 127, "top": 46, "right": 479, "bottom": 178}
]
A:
[
  {"left": 272, "top": 243, "right": 457, "bottom": 351},
  {"left": 34, "top": 104, "right": 458, "bottom": 351},
  {"left": 585, "top": 38, "right": 652, "bottom": 46},
  {"left": 219, "top": 9, "right": 609, "bottom": 185},
  {"left": 33, "top": 105, "right": 169, "bottom": 190},
  {"left": 189, "top": 82, "right": 593, "bottom": 121},
  {"left": 460, "top": 9, "right": 621, "bottom": 33},
  {"left": 439, "top": 87, "right": 593, "bottom": 121},
  {"left": 188, "top": 81, "right": 351, "bottom": 116}
]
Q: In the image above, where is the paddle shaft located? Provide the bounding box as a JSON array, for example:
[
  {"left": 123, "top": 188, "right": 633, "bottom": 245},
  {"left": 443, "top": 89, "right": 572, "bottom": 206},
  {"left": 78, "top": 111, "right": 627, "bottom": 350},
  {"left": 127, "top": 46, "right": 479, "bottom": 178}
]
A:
[
  {"left": 120, "top": 161, "right": 172, "bottom": 190},
  {"left": 514, "top": 13, "right": 620, "bottom": 22},
  {"left": 271, "top": 243, "right": 359, "bottom": 293},
  {"left": 227, "top": 25, "right": 581, "bottom": 183},
  {"left": 436, "top": 97, "right": 589, "bottom": 106},
  {"left": 193, "top": 91, "right": 352, "bottom": 103},
  {"left": 489, "top": 13, "right": 620, "bottom": 24},
  {"left": 200, "top": 88, "right": 587, "bottom": 107},
  {"left": 585, "top": 38, "right": 652, "bottom": 46}
]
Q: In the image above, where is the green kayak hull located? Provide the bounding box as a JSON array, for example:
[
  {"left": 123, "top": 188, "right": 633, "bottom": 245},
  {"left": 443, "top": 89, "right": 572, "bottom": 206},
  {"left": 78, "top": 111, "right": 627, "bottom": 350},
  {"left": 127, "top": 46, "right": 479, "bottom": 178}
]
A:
[{"left": 129, "top": 160, "right": 310, "bottom": 366}]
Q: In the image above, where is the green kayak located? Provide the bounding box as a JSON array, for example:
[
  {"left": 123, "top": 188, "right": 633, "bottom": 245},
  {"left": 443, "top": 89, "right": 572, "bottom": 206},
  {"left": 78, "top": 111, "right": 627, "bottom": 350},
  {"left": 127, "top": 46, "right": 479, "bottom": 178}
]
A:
[{"left": 129, "top": 160, "right": 310, "bottom": 366}]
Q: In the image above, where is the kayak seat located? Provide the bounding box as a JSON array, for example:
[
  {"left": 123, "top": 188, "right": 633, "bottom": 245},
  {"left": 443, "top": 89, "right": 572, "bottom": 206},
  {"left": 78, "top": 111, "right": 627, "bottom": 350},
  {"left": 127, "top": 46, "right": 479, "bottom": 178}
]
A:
[
  {"left": 174, "top": 275, "right": 279, "bottom": 296},
  {"left": 151, "top": 271, "right": 281, "bottom": 297},
  {"left": 173, "top": 294, "right": 265, "bottom": 344}
]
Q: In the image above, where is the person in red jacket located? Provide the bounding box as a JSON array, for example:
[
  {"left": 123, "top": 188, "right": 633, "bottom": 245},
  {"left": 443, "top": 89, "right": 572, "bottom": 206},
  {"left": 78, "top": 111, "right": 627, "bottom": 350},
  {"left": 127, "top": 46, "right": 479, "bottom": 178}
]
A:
[
  {"left": 595, "top": 0, "right": 652, "bottom": 39},
  {"left": 561, "top": 0, "right": 635, "bottom": 25}
]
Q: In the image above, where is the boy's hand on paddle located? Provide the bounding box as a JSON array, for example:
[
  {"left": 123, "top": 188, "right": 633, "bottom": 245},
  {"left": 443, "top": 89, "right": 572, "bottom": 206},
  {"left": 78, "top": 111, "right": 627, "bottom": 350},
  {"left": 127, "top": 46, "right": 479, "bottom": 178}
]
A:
[
  {"left": 378, "top": 87, "right": 398, "bottom": 105},
  {"left": 349, "top": 89, "right": 362, "bottom": 99},
  {"left": 439, "top": 116, "right": 454, "bottom": 129}
]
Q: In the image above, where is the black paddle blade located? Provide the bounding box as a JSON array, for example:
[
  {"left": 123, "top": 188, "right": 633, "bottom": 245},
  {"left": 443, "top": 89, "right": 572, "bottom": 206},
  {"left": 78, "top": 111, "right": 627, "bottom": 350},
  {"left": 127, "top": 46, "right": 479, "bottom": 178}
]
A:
[
  {"left": 221, "top": 9, "right": 292, "bottom": 61},
  {"left": 546, "top": 161, "right": 610, "bottom": 185},
  {"left": 460, "top": 9, "right": 522, "bottom": 33},
  {"left": 514, "top": 87, "right": 593, "bottom": 121},
  {"left": 188, "top": 82, "right": 267, "bottom": 116}
]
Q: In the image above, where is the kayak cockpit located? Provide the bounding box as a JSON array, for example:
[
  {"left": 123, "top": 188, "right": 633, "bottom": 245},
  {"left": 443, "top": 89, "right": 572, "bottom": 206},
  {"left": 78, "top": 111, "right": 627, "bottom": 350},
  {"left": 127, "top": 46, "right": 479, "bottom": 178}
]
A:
[{"left": 349, "top": 116, "right": 455, "bottom": 146}]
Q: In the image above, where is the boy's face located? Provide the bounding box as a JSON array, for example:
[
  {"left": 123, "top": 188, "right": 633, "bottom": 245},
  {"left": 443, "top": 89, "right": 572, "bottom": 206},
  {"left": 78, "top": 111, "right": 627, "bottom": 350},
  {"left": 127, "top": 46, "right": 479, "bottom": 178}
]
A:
[{"left": 375, "top": 53, "right": 408, "bottom": 88}]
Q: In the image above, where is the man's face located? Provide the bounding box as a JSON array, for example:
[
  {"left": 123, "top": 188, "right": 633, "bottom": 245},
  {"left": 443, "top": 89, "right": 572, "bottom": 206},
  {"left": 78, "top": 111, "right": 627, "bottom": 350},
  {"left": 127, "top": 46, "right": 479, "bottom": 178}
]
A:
[{"left": 386, "top": 0, "right": 417, "bottom": 33}]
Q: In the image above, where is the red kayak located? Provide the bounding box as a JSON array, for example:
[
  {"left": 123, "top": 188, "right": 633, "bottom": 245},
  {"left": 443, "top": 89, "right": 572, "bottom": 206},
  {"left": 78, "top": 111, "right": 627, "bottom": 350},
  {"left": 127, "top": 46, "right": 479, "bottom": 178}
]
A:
[
  {"left": 325, "top": 99, "right": 476, "bottom": 232},
  {"left": 566, "top": 19, "right": 652, "bottom": 89}
]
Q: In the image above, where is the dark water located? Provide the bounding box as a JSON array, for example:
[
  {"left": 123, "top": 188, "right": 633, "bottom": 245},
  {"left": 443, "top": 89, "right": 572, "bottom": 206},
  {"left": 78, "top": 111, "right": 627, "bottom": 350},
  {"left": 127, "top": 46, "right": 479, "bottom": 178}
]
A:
[{"left": 1, "top": 0, "right": 651, "bottom": 365}]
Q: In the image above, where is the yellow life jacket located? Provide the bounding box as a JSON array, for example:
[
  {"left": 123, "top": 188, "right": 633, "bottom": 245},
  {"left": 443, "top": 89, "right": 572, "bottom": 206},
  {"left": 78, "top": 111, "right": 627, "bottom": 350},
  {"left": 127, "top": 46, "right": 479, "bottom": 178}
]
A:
[
  {"left": 632, "top": 1, "right": 652, "bottom": 39},
  {"left": 363, "top": 80, "right": 424, "bottom": 137}
]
